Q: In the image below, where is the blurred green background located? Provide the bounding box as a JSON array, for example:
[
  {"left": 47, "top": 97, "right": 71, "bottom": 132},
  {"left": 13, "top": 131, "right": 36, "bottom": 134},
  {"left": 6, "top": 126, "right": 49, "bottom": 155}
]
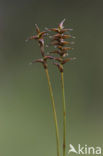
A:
[{"left": 0, "top": 0, "right": 103, "bottom": 156}]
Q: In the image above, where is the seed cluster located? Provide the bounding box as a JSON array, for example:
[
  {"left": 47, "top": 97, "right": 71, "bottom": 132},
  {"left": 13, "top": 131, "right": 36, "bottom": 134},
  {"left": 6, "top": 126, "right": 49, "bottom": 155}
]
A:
[
  {"left": 48, "top": 19, "right": 76, "bottom": 72},
  {"left": 26, "top": 19, "right": 75, "bottom": 71}
]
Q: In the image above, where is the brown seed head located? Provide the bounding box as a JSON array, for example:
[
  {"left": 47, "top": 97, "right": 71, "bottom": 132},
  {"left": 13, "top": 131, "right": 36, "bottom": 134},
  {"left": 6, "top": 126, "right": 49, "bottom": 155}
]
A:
[{"left": 26, "top": 24, "right": 46, "bottom": 42}]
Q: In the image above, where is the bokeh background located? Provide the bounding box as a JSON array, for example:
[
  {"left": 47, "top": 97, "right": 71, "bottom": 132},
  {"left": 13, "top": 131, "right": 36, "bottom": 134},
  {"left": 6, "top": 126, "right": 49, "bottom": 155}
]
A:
[{"left": 0, "top": 0, "right": 103, "bottom": 156}]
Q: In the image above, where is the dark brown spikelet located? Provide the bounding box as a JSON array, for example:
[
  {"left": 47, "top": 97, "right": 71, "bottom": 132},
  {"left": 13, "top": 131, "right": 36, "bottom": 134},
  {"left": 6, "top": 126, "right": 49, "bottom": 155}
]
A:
[
  {"left": 33, "top": 58, "right": 48, "bottom": 69},
  {"left": 51, "top": 34, "right": 71, "bottom": 40},
  {"left": 50, "top": 50, "right": 61, "bottom": 55},
  {"left": 51, "top": 40, "right": 70, "bottom": 46},
  {"left": 61, "top": 58, "right": 73, "bottom": 64},
  {"left": 58, "top": 29, "right": 70, "bottom": 34},
  {"left": 43, "top": 55, "right": 54, "bottom": 60},
  {"left": 54, "top": 57, "right": 63, "bottom": 62},
  {"left": 50, "top": 50, "right": 68, "bottom": 57},
  {"left": 32, "top": 58, "right": 44, "bottom": 64},
  {"left": 53, "top": 62, "right": 64, "bottom": 72},
  {"left": 49, "top": 28, "right": 59, "bottom": 33},
  {"left": 25, "top": 35, "right": 38, "bottom": 42},
  {"left": 61, "top": 34, "right": 71, "bottom": 39},
  {"left": 53, "top": 57, "right": 75, "bottom": 64},
  {"left": 57, "top": 46, "right": 72, "bottom": 51},
  {"left": 62, "top": 57, "right": 76, "bottom": 64}
]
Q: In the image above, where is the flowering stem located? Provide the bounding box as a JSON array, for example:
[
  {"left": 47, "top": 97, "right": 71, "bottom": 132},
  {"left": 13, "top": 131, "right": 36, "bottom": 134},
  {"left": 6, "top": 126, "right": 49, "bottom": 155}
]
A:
[
  {"left": 61, "top": 71, "right": 66, "bottom": 156},
  {"left": 45, "top": 68, "right": 60, "bottom": 156}
]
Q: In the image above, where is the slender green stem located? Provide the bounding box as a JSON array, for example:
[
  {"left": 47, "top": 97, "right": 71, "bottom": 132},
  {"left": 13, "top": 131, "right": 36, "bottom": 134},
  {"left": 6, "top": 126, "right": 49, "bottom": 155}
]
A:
[
  {"left": 61, "top": 71, "right": 66, "bottom": 156},
  {"left": 45, "top": 68, "right": 60, "bottom": 156}
]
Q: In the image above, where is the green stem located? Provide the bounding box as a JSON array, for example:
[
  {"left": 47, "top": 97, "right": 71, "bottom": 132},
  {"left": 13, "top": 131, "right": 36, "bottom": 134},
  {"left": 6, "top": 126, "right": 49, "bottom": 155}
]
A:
[
  {"left": 61, "top": 71, "right": 66, "bottom": 156},
  {"left": 45, "top": 68, "right": 60, "bottom": 156}
]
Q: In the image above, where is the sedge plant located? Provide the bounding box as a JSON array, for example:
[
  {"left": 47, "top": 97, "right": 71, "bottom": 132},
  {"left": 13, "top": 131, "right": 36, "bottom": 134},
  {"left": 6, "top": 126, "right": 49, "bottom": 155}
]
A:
[
  {"left": 26, "top": 19, "right": 75, "bottom": 156},
  {"left": 47, "top": 19, "right": 76, "bottom": 156},
  {"left": 26, "top": 24, "right": 60, "bottom": 156}
]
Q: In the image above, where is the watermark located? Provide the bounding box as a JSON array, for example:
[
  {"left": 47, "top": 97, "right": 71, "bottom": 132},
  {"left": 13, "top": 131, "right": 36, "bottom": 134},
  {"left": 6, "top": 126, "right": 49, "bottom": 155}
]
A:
[{"left": 68, "top": 144, "right": 102, "bottom": 155}]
